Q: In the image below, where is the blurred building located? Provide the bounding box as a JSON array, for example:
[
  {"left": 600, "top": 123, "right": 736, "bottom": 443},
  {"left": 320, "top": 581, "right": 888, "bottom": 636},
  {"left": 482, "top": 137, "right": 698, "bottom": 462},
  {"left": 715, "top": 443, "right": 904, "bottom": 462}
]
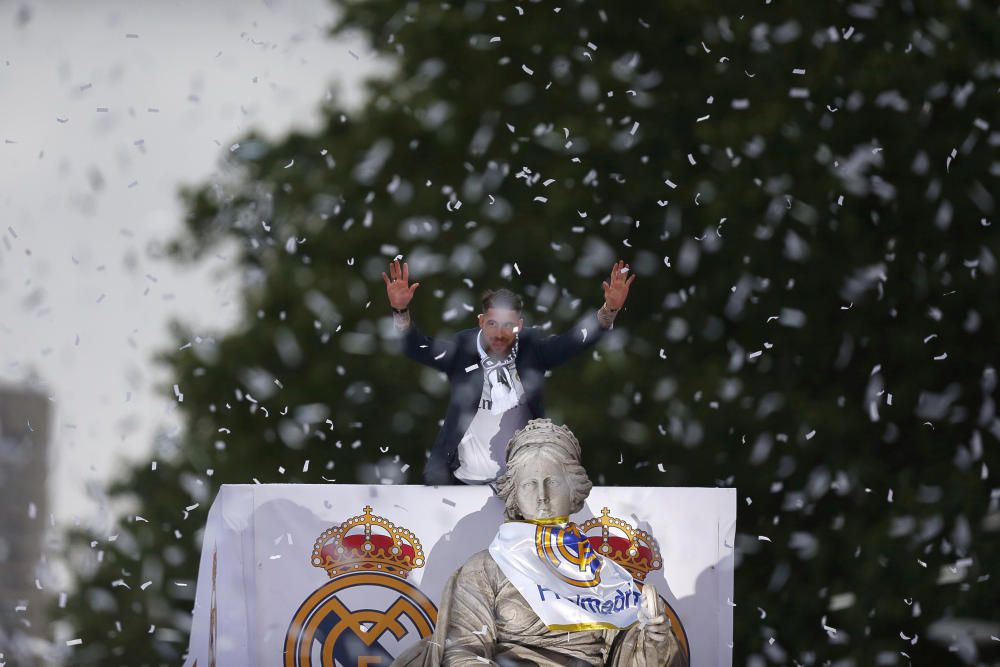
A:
[{"left": 0, "top": 385, "right": 51, "bottom": 666}]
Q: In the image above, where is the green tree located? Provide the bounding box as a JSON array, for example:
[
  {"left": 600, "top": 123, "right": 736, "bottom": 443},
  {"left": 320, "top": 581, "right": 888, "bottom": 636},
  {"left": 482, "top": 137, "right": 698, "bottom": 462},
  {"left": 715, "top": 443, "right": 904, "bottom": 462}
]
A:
[{"left": 56, "top": 1, "right": 999, "bottom": 664}]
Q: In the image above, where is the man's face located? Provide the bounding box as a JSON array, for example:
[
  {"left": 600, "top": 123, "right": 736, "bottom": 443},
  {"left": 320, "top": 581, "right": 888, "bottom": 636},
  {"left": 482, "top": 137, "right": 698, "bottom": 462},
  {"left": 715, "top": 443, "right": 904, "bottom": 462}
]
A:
[
  {"left": 478, "top": 307, "right": 523, "bottom": 357},
  {"left": 514, "top": 453, "right": 574, "bottom": 521}
]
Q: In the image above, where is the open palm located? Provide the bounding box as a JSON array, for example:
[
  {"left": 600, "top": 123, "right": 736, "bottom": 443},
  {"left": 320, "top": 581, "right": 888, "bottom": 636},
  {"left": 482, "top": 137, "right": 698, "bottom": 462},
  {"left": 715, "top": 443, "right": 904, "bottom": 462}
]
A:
[
  {"left": 382, "top": 259, "right": 420, "bottom": 310},
  {"left": 602, "top": 260, "right": 636, "bottom": 311}
]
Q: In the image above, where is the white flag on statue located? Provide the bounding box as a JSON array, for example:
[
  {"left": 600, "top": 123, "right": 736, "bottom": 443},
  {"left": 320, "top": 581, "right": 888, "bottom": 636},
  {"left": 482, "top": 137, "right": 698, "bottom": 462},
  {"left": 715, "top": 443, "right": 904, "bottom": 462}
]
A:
[{"left": 489, "top": 520, "right": 641, "bottom": 631}]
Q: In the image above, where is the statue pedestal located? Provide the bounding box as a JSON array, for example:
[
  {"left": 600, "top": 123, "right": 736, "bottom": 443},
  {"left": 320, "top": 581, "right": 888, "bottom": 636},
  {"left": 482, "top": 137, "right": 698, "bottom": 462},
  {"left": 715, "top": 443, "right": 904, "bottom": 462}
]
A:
[{"left": 183, "top": 484, "right": 735, "bottom": 666}]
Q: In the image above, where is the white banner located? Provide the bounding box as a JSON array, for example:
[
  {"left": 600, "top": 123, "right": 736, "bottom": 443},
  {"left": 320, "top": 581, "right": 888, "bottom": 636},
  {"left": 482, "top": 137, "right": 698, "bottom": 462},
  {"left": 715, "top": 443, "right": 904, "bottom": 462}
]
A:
[
  {"left": 489, "top": 521, "right": 641, "bottom": 631},
  {"left": 184, "top": 484, "right": 736, "bottom": 667}
]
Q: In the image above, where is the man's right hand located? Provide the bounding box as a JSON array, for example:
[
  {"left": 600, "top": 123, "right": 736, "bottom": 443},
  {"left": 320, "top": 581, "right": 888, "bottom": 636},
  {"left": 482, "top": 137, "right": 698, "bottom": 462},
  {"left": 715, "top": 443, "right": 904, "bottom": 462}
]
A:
[{"left": 382, "top": 259, "right": 420, "bottom": 310}]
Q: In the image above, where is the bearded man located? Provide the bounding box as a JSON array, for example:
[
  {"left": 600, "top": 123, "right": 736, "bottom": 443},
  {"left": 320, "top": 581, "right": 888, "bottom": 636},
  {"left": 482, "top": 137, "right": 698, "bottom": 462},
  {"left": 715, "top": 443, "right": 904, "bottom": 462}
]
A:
[{"left": 383, "top": 260, "right": 635, "bottom": 485}]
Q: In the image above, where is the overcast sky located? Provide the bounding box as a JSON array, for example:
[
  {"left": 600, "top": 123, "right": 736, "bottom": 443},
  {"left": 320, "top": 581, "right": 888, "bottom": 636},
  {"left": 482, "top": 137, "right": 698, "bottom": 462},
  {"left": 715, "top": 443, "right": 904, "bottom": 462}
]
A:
[{"left": 0, "top": 0, "right": 375, "bottom": 524}]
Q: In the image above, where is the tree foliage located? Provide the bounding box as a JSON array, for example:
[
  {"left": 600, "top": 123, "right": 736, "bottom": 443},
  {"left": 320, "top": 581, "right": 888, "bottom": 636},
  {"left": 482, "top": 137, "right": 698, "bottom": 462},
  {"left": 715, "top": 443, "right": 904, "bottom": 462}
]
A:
[{"left": 56, "top": 1, "right": 999, "bottom": 664}]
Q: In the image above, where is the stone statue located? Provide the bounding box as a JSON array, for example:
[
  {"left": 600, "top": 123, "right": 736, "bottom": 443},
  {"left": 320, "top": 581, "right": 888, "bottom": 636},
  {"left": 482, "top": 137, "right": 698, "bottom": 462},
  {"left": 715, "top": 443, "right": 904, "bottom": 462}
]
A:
[{"left": 393, "top": 419, "right": 689, "bottom": 667}]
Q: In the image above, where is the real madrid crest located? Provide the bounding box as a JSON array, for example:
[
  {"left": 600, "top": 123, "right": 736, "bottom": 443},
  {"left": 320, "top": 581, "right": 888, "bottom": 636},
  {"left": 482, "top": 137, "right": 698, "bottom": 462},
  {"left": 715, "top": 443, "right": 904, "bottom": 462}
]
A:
[{"left": 283, "top": 506, "right": 437, "bottom": 666}]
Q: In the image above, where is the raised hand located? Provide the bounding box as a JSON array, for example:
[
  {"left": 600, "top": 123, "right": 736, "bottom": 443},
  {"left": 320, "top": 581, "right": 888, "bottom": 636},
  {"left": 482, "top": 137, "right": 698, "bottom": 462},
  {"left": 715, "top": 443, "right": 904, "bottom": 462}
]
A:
[
  {"left": 382, "top": 259, "right": 420, "bottom": 310},
  {"left": 601, "top": 259, "right": 636, "bottom": 311}
]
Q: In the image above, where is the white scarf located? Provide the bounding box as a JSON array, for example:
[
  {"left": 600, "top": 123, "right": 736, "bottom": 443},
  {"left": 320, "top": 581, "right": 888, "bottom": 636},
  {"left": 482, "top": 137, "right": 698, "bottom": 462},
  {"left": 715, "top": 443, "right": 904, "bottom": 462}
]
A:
[
  {"left": 477, "top": 331, "right": 520, "bottom": 415},
  {"left": 488, "top": 520, "right": 641, "bottom": 631}
]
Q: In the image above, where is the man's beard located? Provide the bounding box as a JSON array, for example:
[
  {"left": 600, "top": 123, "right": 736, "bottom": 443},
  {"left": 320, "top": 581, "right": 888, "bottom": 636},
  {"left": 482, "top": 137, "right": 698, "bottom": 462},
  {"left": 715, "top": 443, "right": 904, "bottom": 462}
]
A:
[{"left": 490, "top": 338, "right": 513, "bottom": 356}]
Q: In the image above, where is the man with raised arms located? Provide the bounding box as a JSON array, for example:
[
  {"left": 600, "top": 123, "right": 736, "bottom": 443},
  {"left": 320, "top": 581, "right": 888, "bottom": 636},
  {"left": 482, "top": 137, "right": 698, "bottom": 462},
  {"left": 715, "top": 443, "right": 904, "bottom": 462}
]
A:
[{"left": 383, "top": 260, "right": 635, "bottom": 485}]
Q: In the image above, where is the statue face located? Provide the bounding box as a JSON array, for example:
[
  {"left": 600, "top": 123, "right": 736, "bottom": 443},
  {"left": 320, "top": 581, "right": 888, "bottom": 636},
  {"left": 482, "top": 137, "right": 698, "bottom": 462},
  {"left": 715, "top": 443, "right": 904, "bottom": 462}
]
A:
[{"left": 513, "top": 453, "right": 574, "bottom": 521}]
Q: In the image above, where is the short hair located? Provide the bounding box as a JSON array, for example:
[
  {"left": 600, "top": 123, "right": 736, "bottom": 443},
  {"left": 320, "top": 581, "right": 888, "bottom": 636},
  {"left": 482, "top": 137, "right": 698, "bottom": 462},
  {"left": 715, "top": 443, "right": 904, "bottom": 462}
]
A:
[
  {"left": 495, "top": 442, "right": 593, "bottom": 521},
  {"left": 481, "top": 288, "right": 523, "bottom": 314}
]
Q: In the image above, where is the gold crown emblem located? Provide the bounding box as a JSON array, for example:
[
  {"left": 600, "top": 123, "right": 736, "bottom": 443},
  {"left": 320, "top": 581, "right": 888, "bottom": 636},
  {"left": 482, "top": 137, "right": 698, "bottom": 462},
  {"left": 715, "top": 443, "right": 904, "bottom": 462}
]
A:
[
  {"left": 579, "top": 508, "right": 662, "bottom": 582},
  {"left": 311, "top": 506, "right": 425, "bottom": 579}
]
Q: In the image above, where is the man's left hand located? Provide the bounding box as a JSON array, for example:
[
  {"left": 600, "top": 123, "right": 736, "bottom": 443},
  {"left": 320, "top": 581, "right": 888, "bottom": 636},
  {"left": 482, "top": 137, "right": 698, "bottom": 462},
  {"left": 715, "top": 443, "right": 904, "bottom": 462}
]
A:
[{"left": 601, "top": 260, "right": 636, "bottom": 311}]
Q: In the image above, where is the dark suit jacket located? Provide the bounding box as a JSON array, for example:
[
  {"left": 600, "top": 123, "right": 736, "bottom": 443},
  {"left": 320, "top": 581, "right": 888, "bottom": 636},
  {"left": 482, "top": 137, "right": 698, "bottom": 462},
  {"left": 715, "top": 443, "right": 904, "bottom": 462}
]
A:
[{"left": 402, "top": 312, "right": 608, "bottom": 485}]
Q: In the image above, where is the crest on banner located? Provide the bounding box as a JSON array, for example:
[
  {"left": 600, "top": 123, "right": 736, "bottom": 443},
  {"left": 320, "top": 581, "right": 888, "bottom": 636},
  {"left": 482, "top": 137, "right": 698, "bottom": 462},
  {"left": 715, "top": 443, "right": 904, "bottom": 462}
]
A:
[{"left": 283, "top": 506, "right": 437, "bottom": 666}]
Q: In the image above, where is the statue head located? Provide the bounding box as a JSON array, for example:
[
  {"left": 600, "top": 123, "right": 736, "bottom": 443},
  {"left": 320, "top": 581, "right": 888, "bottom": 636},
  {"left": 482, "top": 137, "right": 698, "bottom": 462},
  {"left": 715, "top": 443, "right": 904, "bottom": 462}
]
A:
[{"left": 495, "top": 419, "right": 593, "bottom": 521}]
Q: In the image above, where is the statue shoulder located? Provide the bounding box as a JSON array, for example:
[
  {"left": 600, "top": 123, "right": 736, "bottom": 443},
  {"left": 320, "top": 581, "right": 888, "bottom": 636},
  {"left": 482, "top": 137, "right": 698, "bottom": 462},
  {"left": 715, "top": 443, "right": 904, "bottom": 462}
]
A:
[
  {"left": 462, "top": 549, "right": 498, "bottom": 570},
  {"left": 454, "top": 549, "right": 505, "bottom": 587}
]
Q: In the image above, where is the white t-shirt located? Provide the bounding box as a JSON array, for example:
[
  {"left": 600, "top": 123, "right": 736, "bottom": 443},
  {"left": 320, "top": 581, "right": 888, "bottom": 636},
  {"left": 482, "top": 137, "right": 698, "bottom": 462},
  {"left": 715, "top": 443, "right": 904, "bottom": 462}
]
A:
[{"left": 454, "top": 340, "right": 531, "bottom": 484}]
